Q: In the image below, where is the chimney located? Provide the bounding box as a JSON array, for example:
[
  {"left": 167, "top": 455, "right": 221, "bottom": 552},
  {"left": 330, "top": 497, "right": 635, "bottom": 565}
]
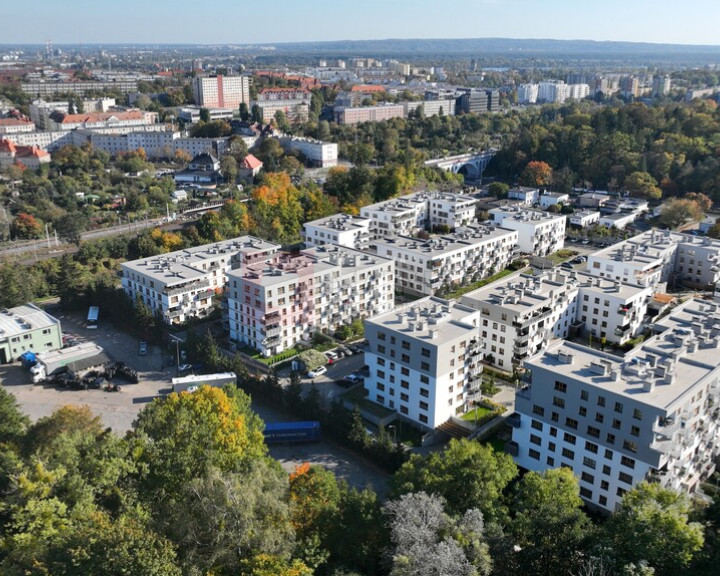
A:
[
  {"left": 429, "top": 328, "right": 438, "bottom": 339},
  {"left": 643, "top": 380, "right": 655, "bottom": 392}
]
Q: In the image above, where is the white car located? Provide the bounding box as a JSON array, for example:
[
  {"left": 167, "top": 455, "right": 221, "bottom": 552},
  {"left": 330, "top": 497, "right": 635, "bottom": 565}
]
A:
[{"left": 307, "top": 366, "right": 327, "bottom": 378}]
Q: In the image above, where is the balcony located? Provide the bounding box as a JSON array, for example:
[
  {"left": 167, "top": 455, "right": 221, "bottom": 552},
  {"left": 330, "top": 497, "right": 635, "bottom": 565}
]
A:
[
  {"left": 262, "top": 335, "right": 281, "bottom": 346},
  {"left": 505, "top": 441, "right": 519, "bottom": 456},
  {"left": 517, "top": 386, "right": 532, "bottom": 400},
  {"left": 614, "top": 326, "right": 631, "bottom": 338},
  {"left": 617, "top": 306, "right": 632, "bottom": 315},
  {"left": 507, "top": 413, "right": 522, "bottom": 428},
  {"left": 166, "top": 280, "right": 210, "bottom": 298},
  {"left": 264, "top": 325, "right": 281, "bottom": 338},
  {"left": 652, "top": 417, "right": 680, "bottom": 438}
]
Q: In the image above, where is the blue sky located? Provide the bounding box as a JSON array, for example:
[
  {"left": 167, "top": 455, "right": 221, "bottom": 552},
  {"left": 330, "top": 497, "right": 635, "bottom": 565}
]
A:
[{"left": 2, "top": 0, "right": 719, "bottom": 46}]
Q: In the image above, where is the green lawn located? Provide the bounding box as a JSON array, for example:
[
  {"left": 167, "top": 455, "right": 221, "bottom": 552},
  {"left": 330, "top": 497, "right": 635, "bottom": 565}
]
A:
[
  {"left": 341, "top": 386, "right": 396, "bottom": 419},
  {"left": 443, "top": 268, "right": 516, "bottom": 299},
  {"left": 547, "top": 248, "right": 579, "bottom": 265},
  {"left": 461, "top": 405, "right": 493, "bottom": 423}
]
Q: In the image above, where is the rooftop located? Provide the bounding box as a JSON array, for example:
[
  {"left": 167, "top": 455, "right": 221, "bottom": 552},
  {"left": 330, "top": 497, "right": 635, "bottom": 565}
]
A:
[
  {"left": 305, "top": 213, "right": 370, "bottom": 232},
  {"left": 362, "top": 190, "right": 476, "bottom": 214},
  {"left": 490, "top": 206, "right": 566, "bottom": 224},
  {"left": 366, "top": 296, "right": 480, "bottom": 347},
  {"left": 526, "top": 299, "right": 720, "bottom": 409},
  {"left": 591, "top": 229, "right": 720, "bottom": 265},
  {"left": 0, "top": 303, "right": 60, "bottom": 339},
  {"left": 372, "top": 225, "right": 517, "bottom": 257}
]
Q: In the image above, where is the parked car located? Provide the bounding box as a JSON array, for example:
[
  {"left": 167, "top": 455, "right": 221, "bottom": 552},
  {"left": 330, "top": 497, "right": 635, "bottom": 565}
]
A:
[
  {"left": 138, "top": 340, "right": 148, "bottom": 355},
  {"left": 348, "top": 344, "right": 363, "bottom": 354},
  {"left": 346, "top": 373, "right": 363, "bottom": 383},
  {"left": 325, "top": 351, "right": 338, "bottom": 362},
  {"left": 561, "top": 262, "right": 574, "bottom": 269},
  {"left": 340, "top": 346, "right": 353, "bottom": 356},
  {"left": 178, "top": 363, "right": 193, "bottom": 373},
  {"left": 307, "top": 366, "right": 327, "bottom": 378}
]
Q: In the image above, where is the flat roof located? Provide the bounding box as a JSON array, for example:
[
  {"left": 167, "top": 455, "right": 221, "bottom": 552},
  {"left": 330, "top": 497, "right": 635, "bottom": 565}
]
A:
[
  {"left": 171, "top": 372, "right": 236, "bottom": 385},
  {"left": 0, "top": 303, "right": 59, "bottom": 339},
  {"left": 366, "top": 296, "right": 479, "bottom": 346},
  {"left": 372, "top": 225, "right": 517, "bottom": 258},
  {"left": 304, "top": 213, "right": 371, "bottom": 231},
  {"left": 527, "top": 299, "right": 720, "bottom": 409},
  {"left": 362, "top": 190, "right": 476, "bottom": 214},
  {"left": 121, "top": 235, "right": 280, "bottom": 286},
  {"left": 489, "top": 206, "right": 566, "bottom": 224}
]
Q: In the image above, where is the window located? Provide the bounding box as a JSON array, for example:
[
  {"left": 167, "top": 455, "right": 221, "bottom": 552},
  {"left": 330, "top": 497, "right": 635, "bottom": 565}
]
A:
[
  {"left": 579, "top": 406, "right": 587, "bottom": 417},
  {"left": 612, "top": 418, "right": 622, "bottom": 430},
  {"left": 580, "top": 487, "right": 593, "bottom": 499},
  {"left": 376, "top": 370, "right": 385, "bottom": 379},
  {"left": 549, "top": 427, "right": 558, "bottom": 437},
  {"left": 419, "top": 388, "right": 429, "bottom": 397},
  {"left": 630, "top": 425, "right": 640, "bottom": 437},
  {"left": 531, "top": 420, "right": 543, "bottom": 431},
  {"left": 587, "top": 426, "right": 600, "bottom": 438},
  {"left": 602, "top": 465, "right": 611, "bottom": 475},
  {"left": 581, "top": 472, "right": 595, "bottom": 484},
  {"left": 376, "top": 394, "right": 385, "bottom": 403},
  {"left": 401, "top": 367, "right": 410, "bottom": 376},
  {"left": 401, "top": 340, "right": 411, "bottom": 350},
  {"left": 561, "top": 448, "right": 575, "bottom": 460},
  {"left": 621, "top": 456, "right": 636, "bottom": 469},
  {"left": 554, "top": 381, "right": 567, "bottom": 393},
  {"left": 600, "top": 480, "right": 609, "bottom": 491},
  {"left": 419, "top": 401, "right": 429, "bottom": 411},
  {"left": 565, "top": 417, "right": 578, "bottom": 430},
  {"left": 419, "top": 414, "right": 428, "bottom": 424},
  {"left": 401, "top": 380, "right": 410, "bottom": 389},
  {"left": 563, "top": 432, "right": 576, "bottom": 445},
  {"left": 633, "top": 408, "right": 643, "bottom": 421},
  {"left": 604, "top": 449, "right": 613, "bottom": 460},
  {"left": 420, "top": 362, "right": 430, "bottom": 371},
  {"left": 401, "top": 354, "right": 410, "bottom": 363},
  {"left": 618, "top": 472, "right": 633, "bottom": 485},
  {"left": 614, "top": 401, "right": 624, "bottom": 413},
  {"left": 377, "top": 382, "right": 385, "bottom": 392},
  {"left": 530, "top": 434, "right": 542, "bottom": 446},
  {"left": 400, "top": 406, "right": 409, "bottom": 415},
  {"left": 595, "top": 413, "right": 604, "bottom": 424},
  {"left": 377, "top": 345, "right": 386, "bottom": 354},
  {"left": 583, "top": 457, "right": 597, "bottom": 470},
  {"left": 598, "top": 396, "right": 606, "bottom": 407},
  {"left": 585, "top": 441, "right": 599, "bottom": 454},
  {"left": 532, "top": 405, "right": 545, "bottom": 417},
  {"left": 551, "top": 412, "right": 559, "bottom": 422},
  {"left": 529, "top": 449, "right": 540, "bottom": 460},
  {"left": 421, "top": 347, "right": 431, "bottom": 357},
  {"left": 553, "top": 396, "right": 565, "bottom": 408},
  {"left": 547, "top": 457, "right": 555, "bottom": 466},
  {"left": 548, "top": 442, "right": 556, "bottom": 452},
  {"left": 606, "top": 433, "right": 616, "bottom": 445},
  {"left": 599, "top": 495, "right": 608, "bottom": 506},
  {"left": 622, "top": 440, "right": 638, "bottom": 453},
  {"left": 401, "top": 393, "right": 409, "bottom": 402},
  {"left": 580, "top": 390, "right": 589, "bottom": 401}
]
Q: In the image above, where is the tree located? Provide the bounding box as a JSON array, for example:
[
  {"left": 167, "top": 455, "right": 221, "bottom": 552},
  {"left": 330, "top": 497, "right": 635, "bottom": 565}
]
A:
[
  {"left": 659, "top": 198, "right": 704, "bottom": 229},
  {"left": 520, "top": 161, "right": 553, "bottom": 187},
  {"left": 707, "top": 217, "right": 720, "bottom": 239},
  {"left": 221, "top": 155, "right": 239, "bottom": 184},
  {"left": 488, "top": 182, "right": 509, "bottom": 199},
  {"left": 685, "top": 191, "right": 713, "bottom": 212},
  {"left": 238, "top": 553, "right": 313, "bottom": 576},
  {"left": 509, "top": 468, "right": 593, "bottom": 576},
  {"left": 239, "top": 102, "right": 250, "bottom": 122},
  {"left": 274, "top": 109, "right": 291, "bottom": 132},
  {"left": 132, "top": 386, "right": 267, "bottom": 499},
  {"left": 604, "top": 482, "right": 704, "bottom": 576},
  {"left": 159, "top": 463, "right": 294, "bottom": 576},
  {"left": 348, "top": 406, "right": 369, "bottom": 449},
  {"left": 0, "top": 385, "right": 29, "bottom": 446},
  {"left": 55, "top": 211, "right": 88, "bottom": 246},
  {"left": 199, "top": 107, "right": 210, "bottom": 123},
  {"left": 391, "top": 438, "right": 518, "bottom": 520},
  {"left": 624, "top": 171, "right": 662, "bottom": 200},
  {"left": 10, "top": 213, "right": 43, "bottom": 239}
]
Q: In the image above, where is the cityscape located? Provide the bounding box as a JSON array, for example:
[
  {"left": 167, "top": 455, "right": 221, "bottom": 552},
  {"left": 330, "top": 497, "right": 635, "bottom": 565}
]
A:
[{"left": 2, "top": 3, "right": 720, "bottom": 575}]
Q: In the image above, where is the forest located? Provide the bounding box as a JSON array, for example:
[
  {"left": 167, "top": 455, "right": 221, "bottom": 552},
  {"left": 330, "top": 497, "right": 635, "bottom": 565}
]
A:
[{"left": 1, "top": 383, "right": 720, "bottom": 576}]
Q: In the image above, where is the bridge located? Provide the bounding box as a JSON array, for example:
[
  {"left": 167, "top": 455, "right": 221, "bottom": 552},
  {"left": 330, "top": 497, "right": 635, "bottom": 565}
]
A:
[{"left": 424, "top": 150, "right": 497, "bottom": 180}]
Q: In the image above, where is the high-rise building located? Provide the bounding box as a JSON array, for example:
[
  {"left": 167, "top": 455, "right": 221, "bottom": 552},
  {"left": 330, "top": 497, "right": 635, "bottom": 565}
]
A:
[
  {"left": 192, "top": 75, "right": 250, "bottom": 109},
  {"left": 652, "top": 75, "right": 672, "bottom": 97}
]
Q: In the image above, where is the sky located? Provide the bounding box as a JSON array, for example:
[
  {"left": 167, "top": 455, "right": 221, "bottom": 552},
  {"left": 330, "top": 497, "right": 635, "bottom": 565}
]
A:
[{"left": 2, "top": 0, "right": 720, "bottom": 46}]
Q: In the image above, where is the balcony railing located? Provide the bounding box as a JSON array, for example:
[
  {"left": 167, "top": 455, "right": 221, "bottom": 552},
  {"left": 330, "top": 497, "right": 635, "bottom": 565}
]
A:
[
  {"left": 165, "top": 279, "right": 210, "bottom": 297},
  {"left": 507, "top": 413, "right": 522, "bottom": 428}
]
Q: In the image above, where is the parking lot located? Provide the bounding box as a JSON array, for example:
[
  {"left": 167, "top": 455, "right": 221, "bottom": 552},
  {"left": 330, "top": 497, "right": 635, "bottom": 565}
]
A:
[{"left": 0, "top": 313, "right": 389, "bottom": 492}]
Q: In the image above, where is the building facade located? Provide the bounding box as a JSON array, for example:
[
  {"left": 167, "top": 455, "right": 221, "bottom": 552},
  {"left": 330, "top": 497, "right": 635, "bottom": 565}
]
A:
[
  {"left": 278, "top": 136, "right": 338, "bottom": 167},
  {"left": 121, "top": 236, "right": 279, "bottom": 324},
  {"left": 0, "top": 303, "right": 63, "bottom": 364},
  {"left": 510, "top": 298, "right": 720, "bottom": 512},
  {"left": 193, "top": 75, "right": 250, "bottom": 109},
  {"left": 226, "top": 245, "right": 395, "bottom": 356},
  {"left": 489, "top": 207, "right": 566, "bottom": 256},
  {"left": 363, "top": 297, "right": 484, "bottom": 429},
  {"left": 303, "top": 214, "right": 372, "bottom": 250}
]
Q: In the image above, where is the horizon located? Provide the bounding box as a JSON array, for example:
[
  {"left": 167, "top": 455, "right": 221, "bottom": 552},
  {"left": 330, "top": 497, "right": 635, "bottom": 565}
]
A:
[{"left": 2, "top": 0, "right": 719, "bottom": 47}]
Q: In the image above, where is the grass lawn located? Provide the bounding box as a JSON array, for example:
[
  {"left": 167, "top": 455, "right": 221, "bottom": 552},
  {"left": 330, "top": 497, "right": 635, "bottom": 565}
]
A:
[
  {"left": 443, "top": 268, "right": 517, "bottom": 300},
  {"left": 341, "top": 386, "right": 396, "bottom": 419},
  {"left": 486, "top": 437, "right": 506, "bottom": 453},
  {"left": 461, "top": 405, "right": 493, "bottom": 423},
  {"left": 547, "top": 248, "right": 579, "bottom": 265}
]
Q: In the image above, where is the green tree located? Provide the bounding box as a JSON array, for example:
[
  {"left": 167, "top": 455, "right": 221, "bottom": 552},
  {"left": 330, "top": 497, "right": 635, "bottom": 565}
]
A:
[
  {"left": 659, "top": 198, "right": 704, "bottom": 229},
  {"left": 274, "top": 109, "right": 291, "bottom": 132},
  {"left": 131, "top": 386, "right": 267, "bottom": 500},
  {"left": 199, "top": 107, "right": 210, "bottom": 123},
  {"left": 0, "top": 385, "right": 29, "bottom": 446},
  {"left": 55, "top": 211, "right": 88, "bottom": 246},
  {"left": 488, "top": 182, "right": 510, "bottom": 199},
  {"left": 221, "top": 154, "right": 239, "bottom": 184},
  {"left": 509, "top": 468, "right": 593, "bottom": 576},
  {"left": 348, "top": 406, "right": 369, "bottom": 449},
  {"left": 391, "top": 438, "right": 518, "bottom": 520},
  {"left": 604, "top": 482, "right": 704, "bottom": 576},
  {"left": 624, "top": 171, "right": 662, "bottom": 200},
  {"left": 239, "top": 102, "right": 250, "bottom": 122}
]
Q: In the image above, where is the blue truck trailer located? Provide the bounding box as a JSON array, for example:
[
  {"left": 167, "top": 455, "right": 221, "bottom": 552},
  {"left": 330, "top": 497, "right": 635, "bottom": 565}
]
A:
[{"left": 263, "top": 421, "right": 321, "bottom": 444}]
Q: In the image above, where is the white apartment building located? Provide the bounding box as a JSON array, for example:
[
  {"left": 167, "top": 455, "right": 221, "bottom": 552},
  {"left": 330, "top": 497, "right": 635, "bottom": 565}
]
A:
[
  {"left": 587, "top": 229, "right": 720, "bottom": 291},
  {"left": 569, "top": 210, "right": 601, "bottom": 228},
  {"left": 226, "top": 245, "right": 394, "bottom": 356},
  {"left": 121, "top": 236, "right": 279, "bottom": 324},
  {"left": 303, "top": 214, "right": 372, "bottom": 250},
  {"left": 361, "top": 191, "right": 477, "bottom": 237},
  {"left": 510, "top": 298, "right": 720, "bottom": 512},
  {"left": 177, "top": 106, "right": 235, "bottom": 124},
  {"left": 0, "top": 119, "right": 35, "bottom": 135},
  {"left": 598, "top": 212, "right": 637, "bottom": 230},
  {"left": 371, "top": 225, "right": 518, "bottom": 297},
  {"left": 193, "top": 75, "right": 250, "bottom": 109},
  {"left": 334, "top": 104, "right": 406, "bottom": 125},
  {"left": 254, "top": 100, "right": 310, "bottom": 124},
  {"left": 489, "top": 207, "right": 566, "bottom": 256},
  {"left": 363, "top": 297, "right": 484, "bottom": 429},
  {"left": 507, "top": 186, "right": 540, "bottom": 205},
  {"left": 461, "top": 270, "right": 651, "bottom": 370},
  {"left": 29, "top": 98, "right": 116, "bottom": 129},
  {"left": 403, "top": 99, "right": 456, "bottom": 117},
  {"left": 517, "top": 83, "right": 539, "bottom": 104},
  {"left": 278, "top": 136, "right": 338, "bottom": 167},
  {"left": 539, "top": 191, "right": 569, "bottom": 209},
  {"left": 21, "top": 80, "right": 139, "bottom": 97}
]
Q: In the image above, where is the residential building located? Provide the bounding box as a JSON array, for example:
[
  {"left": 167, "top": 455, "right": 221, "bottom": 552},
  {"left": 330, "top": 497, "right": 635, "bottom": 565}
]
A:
[
  {"left": 456, "top": 89, "right": 499, "bottom": 114},
  {"left": 120, "top": 236, "right": 279, "bottom": 324},
  {"left": 517, "top": 83, "right": 539, "bottom": 104},
  {"left": 334, "top": 104, "right": 406, "bottom": 125},
  {"left": 586, "top": 229, "right": 720, "bottom": 291},
  {"left": 508, "top": 186, "right": 540, "bottom": 205},
  {"left": 0, "top": 118, "right": 35, "bottom": 135},
  {"left": 239, "top": 154, "right": 263, "bottom": 179},
  {"left": 539, "top": 191, "right": 570, "bottom": 209},
  {"left": 21, "top": 80, "right": 139, "bottom": 97},
  {"left": 510, "top": 298, "right": 720, "bottom": 512},
  {"left": 404, "top": 99, "right": 456, "bottom": 118},
  {"left": 303, "top": 214, "right": 372, "bottom": 250},
  {"left": 489, "top": 207, "right": 566, "bottom": 256},
  {"left": 29, "top": 98, "right": 117, "bottom": 129},
  {"left": 598, "top": 212, "right": 637, "bottom": 230},
  {"left": 173, "top": 136, "right": 230, "bottom": 159},
  {"left": 192, "top": 75, "right": 250, "bottom": 109},
  {"left": 253, "top": 88, "right": 312, "bottom": 123},
  {"left": 174, "top": 152, "right": 223, "bottom": 185},
  {"left": 371, "top": 225, "right": 518, "bottom": 296},
  {"left": 578, "top": 192, "right": 612, "bottom": 209},
  {"left": 226, "top": 245, "right": 394, "bottom": 356},
  {"left": 652, "top": 75, "right": 672, "bottom": 97},
  {"left": 363, "top": 297, "right": 484, "bottom": 429},
  {"left": 360, "top": 191, "right": 477, "bottom": 237},
  {"left": 569, "top": 210, "right": 601, "bottom": 228},
  {"left": 460, "top": 269, "right": 651, "bottom": 369},
  {"left": 0, "top": 139, "right": 50, "bottom": 169},
  {"left": 278, "top": 136, "right": 338, "bottom": 167},
  {"left": 0, "top": 303, "right": 63, "bottom": 364},
  {"left": 45, "top": 109, "right": 155, "bottom": 131}
]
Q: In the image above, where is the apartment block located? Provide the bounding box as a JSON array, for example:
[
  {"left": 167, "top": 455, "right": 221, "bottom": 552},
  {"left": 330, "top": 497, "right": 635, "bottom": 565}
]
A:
[
  {"left": 334, "top": 104, "right": 406, "bottom": 125},
  {"left": 569, "top": 210, "right": 601, "bottom": 228},
  {"left": 361, "top": 191, "right": 477, "bottom": 237},
  {"left": 121, "top": 236, "right": 279, "bottom": 324},
  {"left": 226, "top": 245, "right": 394, "bottom": 356},
  {"left": 371, "top": 225, "right": 518, "bottom": 297},
  {"left": 0, "top": 118, "right": 35, "bottom": 135},
  {"left": 278, "top": 136, "right": 338, "bottom": 167},
  {"left": 303, "top": 213, "right": 372, "bottom": 250},
  {"left": 539, "top": 192, "right": 569, "bottom": 209},
  {"left": 0, "top": 303, "right": 63, "bottom": 364},
  {"left": 510, "top": 298, "right": 720, "bottom": 512},
  {"left": 21, "top": 80, "right": 139, "bottom": 97},
  {"left": 460, "top": 269, "right": 650, "bottom": 370},
  {"left": 192, "top": 75, "right": 250, "bottom": 109},
  {"left": 507, "top": 186, "right": 540, "bottom": 205},
  {"left": 363, "top": 297, "right": 483, "bottom": 429},
  {"left": 586, "top": 229, "right": 720, "bottom": 291},
  {"left": 489, "top": 207, "right": 566, "bottom": 256}
]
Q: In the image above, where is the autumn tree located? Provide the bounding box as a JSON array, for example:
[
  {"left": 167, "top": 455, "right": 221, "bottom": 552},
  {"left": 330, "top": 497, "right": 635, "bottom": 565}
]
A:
[
  {"left": 10, "top": 213, "right": 43, "bottom": 239},
  {"left": 520, "top": 161, "right": 553, "bottom": 188},
  {"left": 659, "top": 198, "right": 704, "bottom": 229},
  {"left": 685, "top": 191, "right": 713, "bottom": 212},
  {"left": 251, "top": 172, "right": 303, "bottom": 243},
  {"left": 624, "top": 171, "right": 662, "bottom": 200}
]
